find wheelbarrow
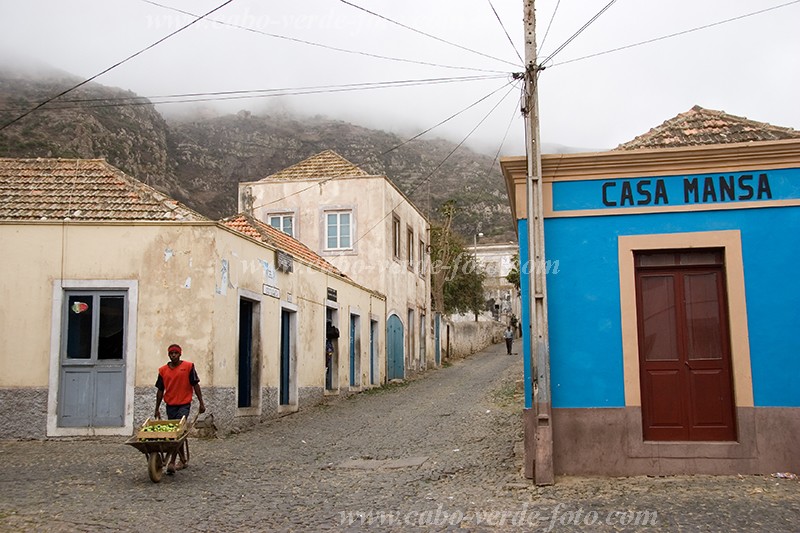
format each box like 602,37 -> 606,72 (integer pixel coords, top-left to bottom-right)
124,413 -> 197,483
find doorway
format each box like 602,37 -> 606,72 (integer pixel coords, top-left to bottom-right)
635,249 -> 736,441
238,298 -> 261,409
58,291 -> 127,428
280,309 -> 295,406
387,314 -> 404,380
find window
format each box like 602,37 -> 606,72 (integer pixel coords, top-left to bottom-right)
269,214 -> 294,237
407,228 -> 414,270
326,211 -> 352,250
418,239 -> 426,275
392,215 -> 401,259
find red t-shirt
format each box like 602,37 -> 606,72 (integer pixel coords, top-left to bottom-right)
156,360 -> 199,406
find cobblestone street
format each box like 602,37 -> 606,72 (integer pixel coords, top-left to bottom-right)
2,342 -> 799,532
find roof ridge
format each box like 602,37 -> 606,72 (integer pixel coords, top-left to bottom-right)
260,149 -> 368,181
616,105 -> 800,151
0,158 -> 208,221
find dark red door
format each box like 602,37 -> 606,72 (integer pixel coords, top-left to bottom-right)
635,250 -> 736,441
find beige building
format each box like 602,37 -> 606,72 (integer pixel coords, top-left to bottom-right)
0,158 -> 385,439
473,242 -> 521,323
239,150 -> 434,380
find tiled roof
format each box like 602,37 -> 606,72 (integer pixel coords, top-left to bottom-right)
617,105 -> 800,150
0,158 -> 206,221
222,213 -> 345,277
260,150 -> 368,181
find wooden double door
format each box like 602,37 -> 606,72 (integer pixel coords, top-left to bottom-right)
635,250 -> 736,441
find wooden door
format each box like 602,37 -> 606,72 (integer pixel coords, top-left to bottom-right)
387,315 -> 404,380
635,250 -> 736,441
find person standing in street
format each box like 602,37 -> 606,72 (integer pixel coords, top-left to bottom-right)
154,343 -> 206,474
503,325 -> 514,355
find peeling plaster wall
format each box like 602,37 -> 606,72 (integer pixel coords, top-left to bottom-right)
0,221 -> 386,439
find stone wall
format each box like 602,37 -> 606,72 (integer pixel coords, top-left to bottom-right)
440,319 -> 506,360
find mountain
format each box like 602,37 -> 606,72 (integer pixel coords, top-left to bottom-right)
0,67 -> 516,242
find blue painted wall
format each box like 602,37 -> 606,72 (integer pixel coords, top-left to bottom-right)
517,219 -> 533,409
545,205 -> 800,408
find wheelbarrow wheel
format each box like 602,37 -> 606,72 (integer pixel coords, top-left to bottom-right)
147,452 -> 164,483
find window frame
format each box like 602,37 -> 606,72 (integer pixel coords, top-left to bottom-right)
392,214 -> 401,260
322,207 -> 355,252
267,211 -> 295,237
418,239 -> 426,276
406,227 -> 415,271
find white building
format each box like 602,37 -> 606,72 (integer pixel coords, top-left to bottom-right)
239,150 -> 435,381
473,242 -> 521,324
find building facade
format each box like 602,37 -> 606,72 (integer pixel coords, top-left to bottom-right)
0,159 -> 384,439
503,109 -> 800,476
239,150 -> 434,381
473,242 -> 521,323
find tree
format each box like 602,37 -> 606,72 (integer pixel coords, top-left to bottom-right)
430,201 -> 486,320
506,252 -> 521,293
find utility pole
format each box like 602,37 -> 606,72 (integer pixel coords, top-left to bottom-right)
522,0 -> 553,486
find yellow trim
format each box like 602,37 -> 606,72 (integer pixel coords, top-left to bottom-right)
546,197 -> 800,218
618,230 -> 754,408
502,139 -> 800,221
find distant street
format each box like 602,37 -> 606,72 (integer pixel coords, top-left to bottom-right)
1,342 -> 799,532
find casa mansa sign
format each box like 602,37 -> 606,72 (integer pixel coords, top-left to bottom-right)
549,168 -> 800,213
601,173 -> 772,207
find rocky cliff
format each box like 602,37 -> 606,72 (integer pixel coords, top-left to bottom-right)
0,68 -> 515,241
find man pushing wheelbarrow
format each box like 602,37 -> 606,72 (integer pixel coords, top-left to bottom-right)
154,343 -> 206,474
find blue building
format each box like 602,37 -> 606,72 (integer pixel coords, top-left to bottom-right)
502,107 -> 800,476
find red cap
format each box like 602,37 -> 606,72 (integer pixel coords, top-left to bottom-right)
167,344 -> 182,355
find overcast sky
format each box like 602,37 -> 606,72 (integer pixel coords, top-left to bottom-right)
1,0 -> 799,156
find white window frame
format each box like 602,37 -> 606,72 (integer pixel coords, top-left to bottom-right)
48,279 -> 139,437
267,211 -> 295,237
322,207 -> 355,252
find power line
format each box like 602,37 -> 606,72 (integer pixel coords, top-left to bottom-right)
541,0 -> 617,66
551,0 -> 800,68
337,0 -> 521,69
486,0 -> 524,65
31,75 -> 507,111
141,0 -> 508,74
56,75 -> 501,103
349,82 -> 519,249
0,0 -> 236,132
249,78 -> 517,213
539,0 -> 561,53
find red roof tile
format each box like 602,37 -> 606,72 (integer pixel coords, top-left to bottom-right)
222,213 -> 345,277
0,158 -> 206,221
617,105 -> 800,150
259,150 -> 367,181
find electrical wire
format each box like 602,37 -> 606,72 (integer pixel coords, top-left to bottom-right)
486,0 -> 524,65
348,81 -> 520,250
0,0 -> 236,132
141,0 -> 508,74
539,0 -> 561,54
541,0 -> 617,66
338,0 -> 521,68
33,75 -> 506,111
551,0 -> 800,68
248,78 -> 517,213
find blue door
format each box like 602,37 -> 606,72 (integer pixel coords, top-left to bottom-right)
349,315 -> 356,387
369,320 -> 377,385
434,313 -> 441,365
59,292 -> 127,428
280,310 -> 290,405
238,299 -> 253,408
387,315 -> 404,380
